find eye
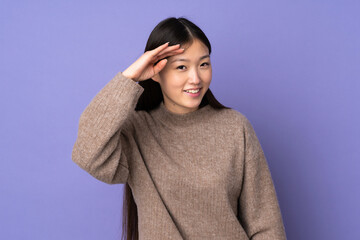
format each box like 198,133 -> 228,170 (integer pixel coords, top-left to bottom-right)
176,65 -> 186,70
201,62 -> 210,67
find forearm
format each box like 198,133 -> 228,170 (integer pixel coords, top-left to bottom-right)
71,72 -> 144,183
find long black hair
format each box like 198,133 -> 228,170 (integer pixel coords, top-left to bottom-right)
121,16 -> 230,240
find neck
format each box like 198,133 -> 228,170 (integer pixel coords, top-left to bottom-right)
150,101 -> 213,127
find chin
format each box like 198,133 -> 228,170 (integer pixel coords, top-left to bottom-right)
184,102 -> 201,110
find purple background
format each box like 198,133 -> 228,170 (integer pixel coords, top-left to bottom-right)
1,0 -> 359,239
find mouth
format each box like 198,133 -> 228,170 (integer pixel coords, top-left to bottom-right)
183,88 -> 202,97
183,88 -> 201,93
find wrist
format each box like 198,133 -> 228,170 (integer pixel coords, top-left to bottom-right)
122,70 -> 137,81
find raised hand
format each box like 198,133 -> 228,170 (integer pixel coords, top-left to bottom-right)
122,42 -> 185,82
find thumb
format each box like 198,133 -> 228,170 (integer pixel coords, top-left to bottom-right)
153,59 -> 167,75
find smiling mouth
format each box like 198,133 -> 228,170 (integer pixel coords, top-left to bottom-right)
184,88 -> 201,93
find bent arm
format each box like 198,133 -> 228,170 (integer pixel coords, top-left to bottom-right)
238,117 -> 287,239
71,72 -> 144,184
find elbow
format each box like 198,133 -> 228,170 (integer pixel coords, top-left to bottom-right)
71,142 -> 89,170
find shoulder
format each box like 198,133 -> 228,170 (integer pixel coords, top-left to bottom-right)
211,106 -> 252,130
215,108 -> 264,153
209,106 -> 260,144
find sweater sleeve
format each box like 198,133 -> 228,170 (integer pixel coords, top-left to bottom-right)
71,72 -> 144,184
238,117 -> 287,240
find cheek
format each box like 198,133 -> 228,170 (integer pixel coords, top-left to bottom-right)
162,74 -> 185,91
202,71 -> 212,84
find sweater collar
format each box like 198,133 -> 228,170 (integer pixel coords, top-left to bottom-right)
150,100 -> 212,126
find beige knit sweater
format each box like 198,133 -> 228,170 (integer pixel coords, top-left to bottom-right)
71,72 -> 287,240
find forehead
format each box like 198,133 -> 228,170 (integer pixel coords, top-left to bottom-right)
168,39 -> 209,63
181,39 -> 209,52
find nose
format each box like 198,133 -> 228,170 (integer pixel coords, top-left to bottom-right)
188,69 -> 201,85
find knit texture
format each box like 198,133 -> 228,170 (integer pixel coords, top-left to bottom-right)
72,72 -> 287,240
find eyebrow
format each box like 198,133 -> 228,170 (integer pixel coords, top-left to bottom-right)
170,54 -> 210,64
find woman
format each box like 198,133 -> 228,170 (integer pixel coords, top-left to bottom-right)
72,17 -> 287,240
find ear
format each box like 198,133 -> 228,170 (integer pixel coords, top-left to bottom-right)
152,73 -> 160,83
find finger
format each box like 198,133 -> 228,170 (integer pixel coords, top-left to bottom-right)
153,59 -> 167,75
155,48 -> 185,62
155,49 -> 184,62
156,44 -> 181,57
149,42 -> 170,56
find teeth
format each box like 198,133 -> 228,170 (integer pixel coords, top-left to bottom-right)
185,89 -> 200,93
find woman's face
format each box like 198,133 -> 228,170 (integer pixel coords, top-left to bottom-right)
152,38 -> 212,114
